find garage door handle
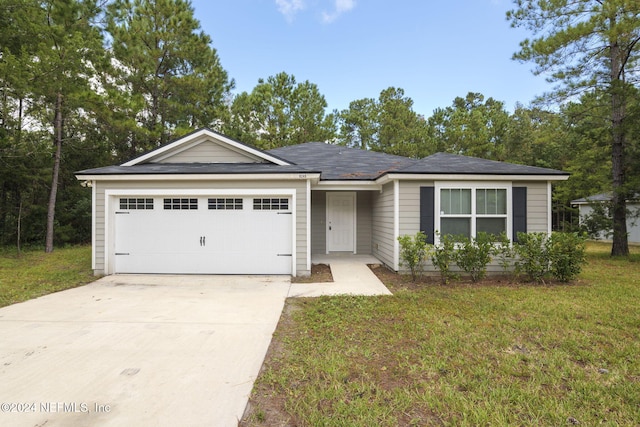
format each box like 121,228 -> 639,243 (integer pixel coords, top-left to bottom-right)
203,236 -> 206,246
277,254 -> 292,257
199,236 -> 203,246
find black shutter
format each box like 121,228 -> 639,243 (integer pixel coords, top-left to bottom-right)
420,187 -> 435,244
512,187 -> 527,243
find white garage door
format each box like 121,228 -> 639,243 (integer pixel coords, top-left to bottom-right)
113,196 -> 292,274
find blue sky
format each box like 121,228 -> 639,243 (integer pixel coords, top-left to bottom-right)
190,0 -> 551,117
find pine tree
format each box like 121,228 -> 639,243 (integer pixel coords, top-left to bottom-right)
106,0 -> 233,157
508,0 -> 640,256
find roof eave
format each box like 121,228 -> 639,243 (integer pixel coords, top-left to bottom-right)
377,172 -> 570,184
75,172 -> 321,182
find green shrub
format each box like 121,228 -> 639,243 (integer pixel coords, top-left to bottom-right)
514,232 -> 551,283
431,233 -> 459,285
549,232 -> 587,282
397,232 -> 431,281
455,232 -> 496,282
493,232 -> 515,275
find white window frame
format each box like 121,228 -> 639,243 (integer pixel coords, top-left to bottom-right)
435,182 -> 512,244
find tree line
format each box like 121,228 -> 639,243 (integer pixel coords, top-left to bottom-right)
1,0 -> 638,256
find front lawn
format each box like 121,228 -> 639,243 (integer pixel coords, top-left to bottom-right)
241,242 -> 640,426
0,245 -> 94,308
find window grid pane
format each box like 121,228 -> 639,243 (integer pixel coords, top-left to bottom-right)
441,189 -> 471,214
208,198 -> 243,210
164,198 -> 198,210
253,198 -> 289,211
476,189 -> 506,215
440,218 -> 471,240
120,198 -> 154,210
439,187 -> 508,241
477,218 -> 506,236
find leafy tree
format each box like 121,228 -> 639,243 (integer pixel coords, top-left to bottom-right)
376,87 -> 429,157
1,0 -> 47,251
554,92 -> 613,204
338,97 -> 378,150
227,72 -> 336,149
337,87 -> 428,157
427,92 -> 510,160
106,0 -> 233,157
504,105 -> 568,169
508,0 -> 640,256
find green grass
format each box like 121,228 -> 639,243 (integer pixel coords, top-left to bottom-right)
244,242 -> 640,426
0,245 -> 95,307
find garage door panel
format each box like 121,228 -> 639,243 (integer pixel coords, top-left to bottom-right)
113,196 -> 292,274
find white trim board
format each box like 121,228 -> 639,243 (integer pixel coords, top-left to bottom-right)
103,188 -> 298,276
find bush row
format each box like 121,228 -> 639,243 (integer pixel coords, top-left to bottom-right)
397,231 -> 587,284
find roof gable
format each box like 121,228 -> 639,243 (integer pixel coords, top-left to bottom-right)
122,129 -> 291,166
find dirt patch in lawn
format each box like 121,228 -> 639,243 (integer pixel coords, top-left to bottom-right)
290,263 -> 333,283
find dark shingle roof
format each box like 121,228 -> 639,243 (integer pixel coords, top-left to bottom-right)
77,140 -> 568,180
395,152 -> 568,176
267,142 -> 416,180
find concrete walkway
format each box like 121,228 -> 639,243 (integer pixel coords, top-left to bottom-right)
0,275 -> 290,427
288,254 -> 393,297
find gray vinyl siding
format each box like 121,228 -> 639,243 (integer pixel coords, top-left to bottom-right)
154,141 -> 265,164
92,179 -> 309,276
310,190 -> 373,255
398,181 -> 434,238
357,192 -> 373,254
397,181 -> 435,273
310,191 -> 326,254
393,180 -> 553,274
94,187 -> 105,270
397,181 -> 551,237
372,182 -> 395,268
513,181 -> 549,233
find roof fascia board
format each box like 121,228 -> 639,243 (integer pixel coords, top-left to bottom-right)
377,173 -> 570,185
75,173 -> 321,182
121,129 -> 291,166
312,181 -> 381,191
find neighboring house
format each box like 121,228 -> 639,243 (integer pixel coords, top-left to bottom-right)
572,193 -> 640,244
76,128 -> 569,277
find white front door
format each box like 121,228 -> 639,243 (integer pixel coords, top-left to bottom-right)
326,192 -> 356,253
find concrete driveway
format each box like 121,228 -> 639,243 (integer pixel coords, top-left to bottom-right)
0,274 -> 290,427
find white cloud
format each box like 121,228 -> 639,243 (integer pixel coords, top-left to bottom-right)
322,0 -> 356,23
276,0 -> 305,22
